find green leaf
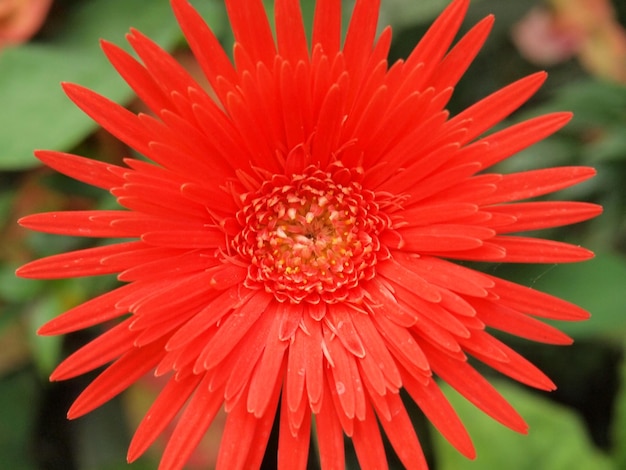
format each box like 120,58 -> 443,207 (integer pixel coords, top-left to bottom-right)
583,129 -> 626,163
554,80 -> 626,131
432,380 -> 614,470
380,0 -> 494,29
0,0 -> 226,170
612,344 -> 626,468
24,293 -> 65,377
0,369 -> 38,470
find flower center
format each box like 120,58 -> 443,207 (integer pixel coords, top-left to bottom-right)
234,166 -> 389,304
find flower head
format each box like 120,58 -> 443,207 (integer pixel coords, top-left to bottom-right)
17,0 -> 602,469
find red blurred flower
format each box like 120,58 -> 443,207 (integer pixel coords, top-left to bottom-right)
17,0 -> 602,469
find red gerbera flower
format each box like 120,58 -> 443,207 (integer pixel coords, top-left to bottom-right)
17,0 -> 602,469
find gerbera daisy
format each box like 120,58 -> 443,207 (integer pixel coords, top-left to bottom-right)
17,0 -> 602,469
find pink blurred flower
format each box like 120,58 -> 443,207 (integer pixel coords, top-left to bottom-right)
0,0 -> 52,47
513,0 -> 626,82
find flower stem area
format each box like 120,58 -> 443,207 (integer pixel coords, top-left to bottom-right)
2,0 -> 626,469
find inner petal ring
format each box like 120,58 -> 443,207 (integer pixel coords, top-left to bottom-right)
234,166 -> 389,304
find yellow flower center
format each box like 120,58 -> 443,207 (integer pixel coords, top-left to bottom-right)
234,166 -> 389,303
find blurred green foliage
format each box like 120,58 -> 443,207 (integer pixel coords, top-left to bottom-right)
1,0 -> 625,469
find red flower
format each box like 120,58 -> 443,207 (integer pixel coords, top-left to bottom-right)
17,0 -> 602,469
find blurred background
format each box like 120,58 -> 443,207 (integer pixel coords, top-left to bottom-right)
1,0 -> 625,468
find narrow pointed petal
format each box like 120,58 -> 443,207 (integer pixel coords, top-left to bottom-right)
448,72 -> 547,143
63,83 -> 154,157
403,372 -> 475,459
431,15 -> 494,91
312,0 -> 341,55
422,341 -> 528,433
489,275 -> 591,321
376,393 -> 429,470
33,150 -> 125,190
493,236 -> 595,263
128,373 -> 203,462
474,298 -> 573,345
224,0 -> 276,67
316,381 -> 346,468
343,0 -> 380,77
158,374 -> 223,470
278,397 -> 311,470
406,0 -> 470,79
275,0 -> 308,62
170,0 -> 238,96
68,338 -> 167,419
17,241 -> 143,279
352,400 -> 389,470
50,319 -> 137,381
489,201 -> 602,233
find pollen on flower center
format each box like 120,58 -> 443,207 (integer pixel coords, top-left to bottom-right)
234,166 -> 389,304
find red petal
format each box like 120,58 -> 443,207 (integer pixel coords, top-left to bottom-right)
301,313 -> 325,410
101,39 -> 171,115
405,0 -> 470,88
493,236 -> 595,263
241,374 -> 284,469
474,298 -> 573,344
223,309 -> 274,401
472,340 -> 556,391
67,337 -> 167,419
448,72 -> 547,143
126,28 -> 201,112
421,341 -> 528,433
216,378 -> 281,469
165,287 -> 241,349
37,284 -> 131,335
489,201 -> 602,233
326,303 -> 366,358
377,258 -> 441,302
170,0 -> 238,100
368,311 -> 430,374
465,112 -> 573,170
34,150 -> 125,190
402,372 -> 475,459
247,316 -> 289,417
224,0 -> 276,67
158,373 -> 223,470
489,275 -> 590,321
480,166 -> 597,205
141,228 -> 225,248
399,253 -> 494,297
278,397 -> 311,470
127,373 -> 203,462
50,319 -> 137,381
195,292 -> 273,371
431,14 -> 494,90
17,241 -> 142,279
343,0 -> 380,79
351,310 -> 403,390
376,393 -> 428,470
323,325 -> 358,421
19,210 -> 139,238
275,0 -> 308,63
398,224 -> 495,253
312,0 -> 341,56
62,83 -> 153,157
352,400 -> 389,470
316,380 -> 346,468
